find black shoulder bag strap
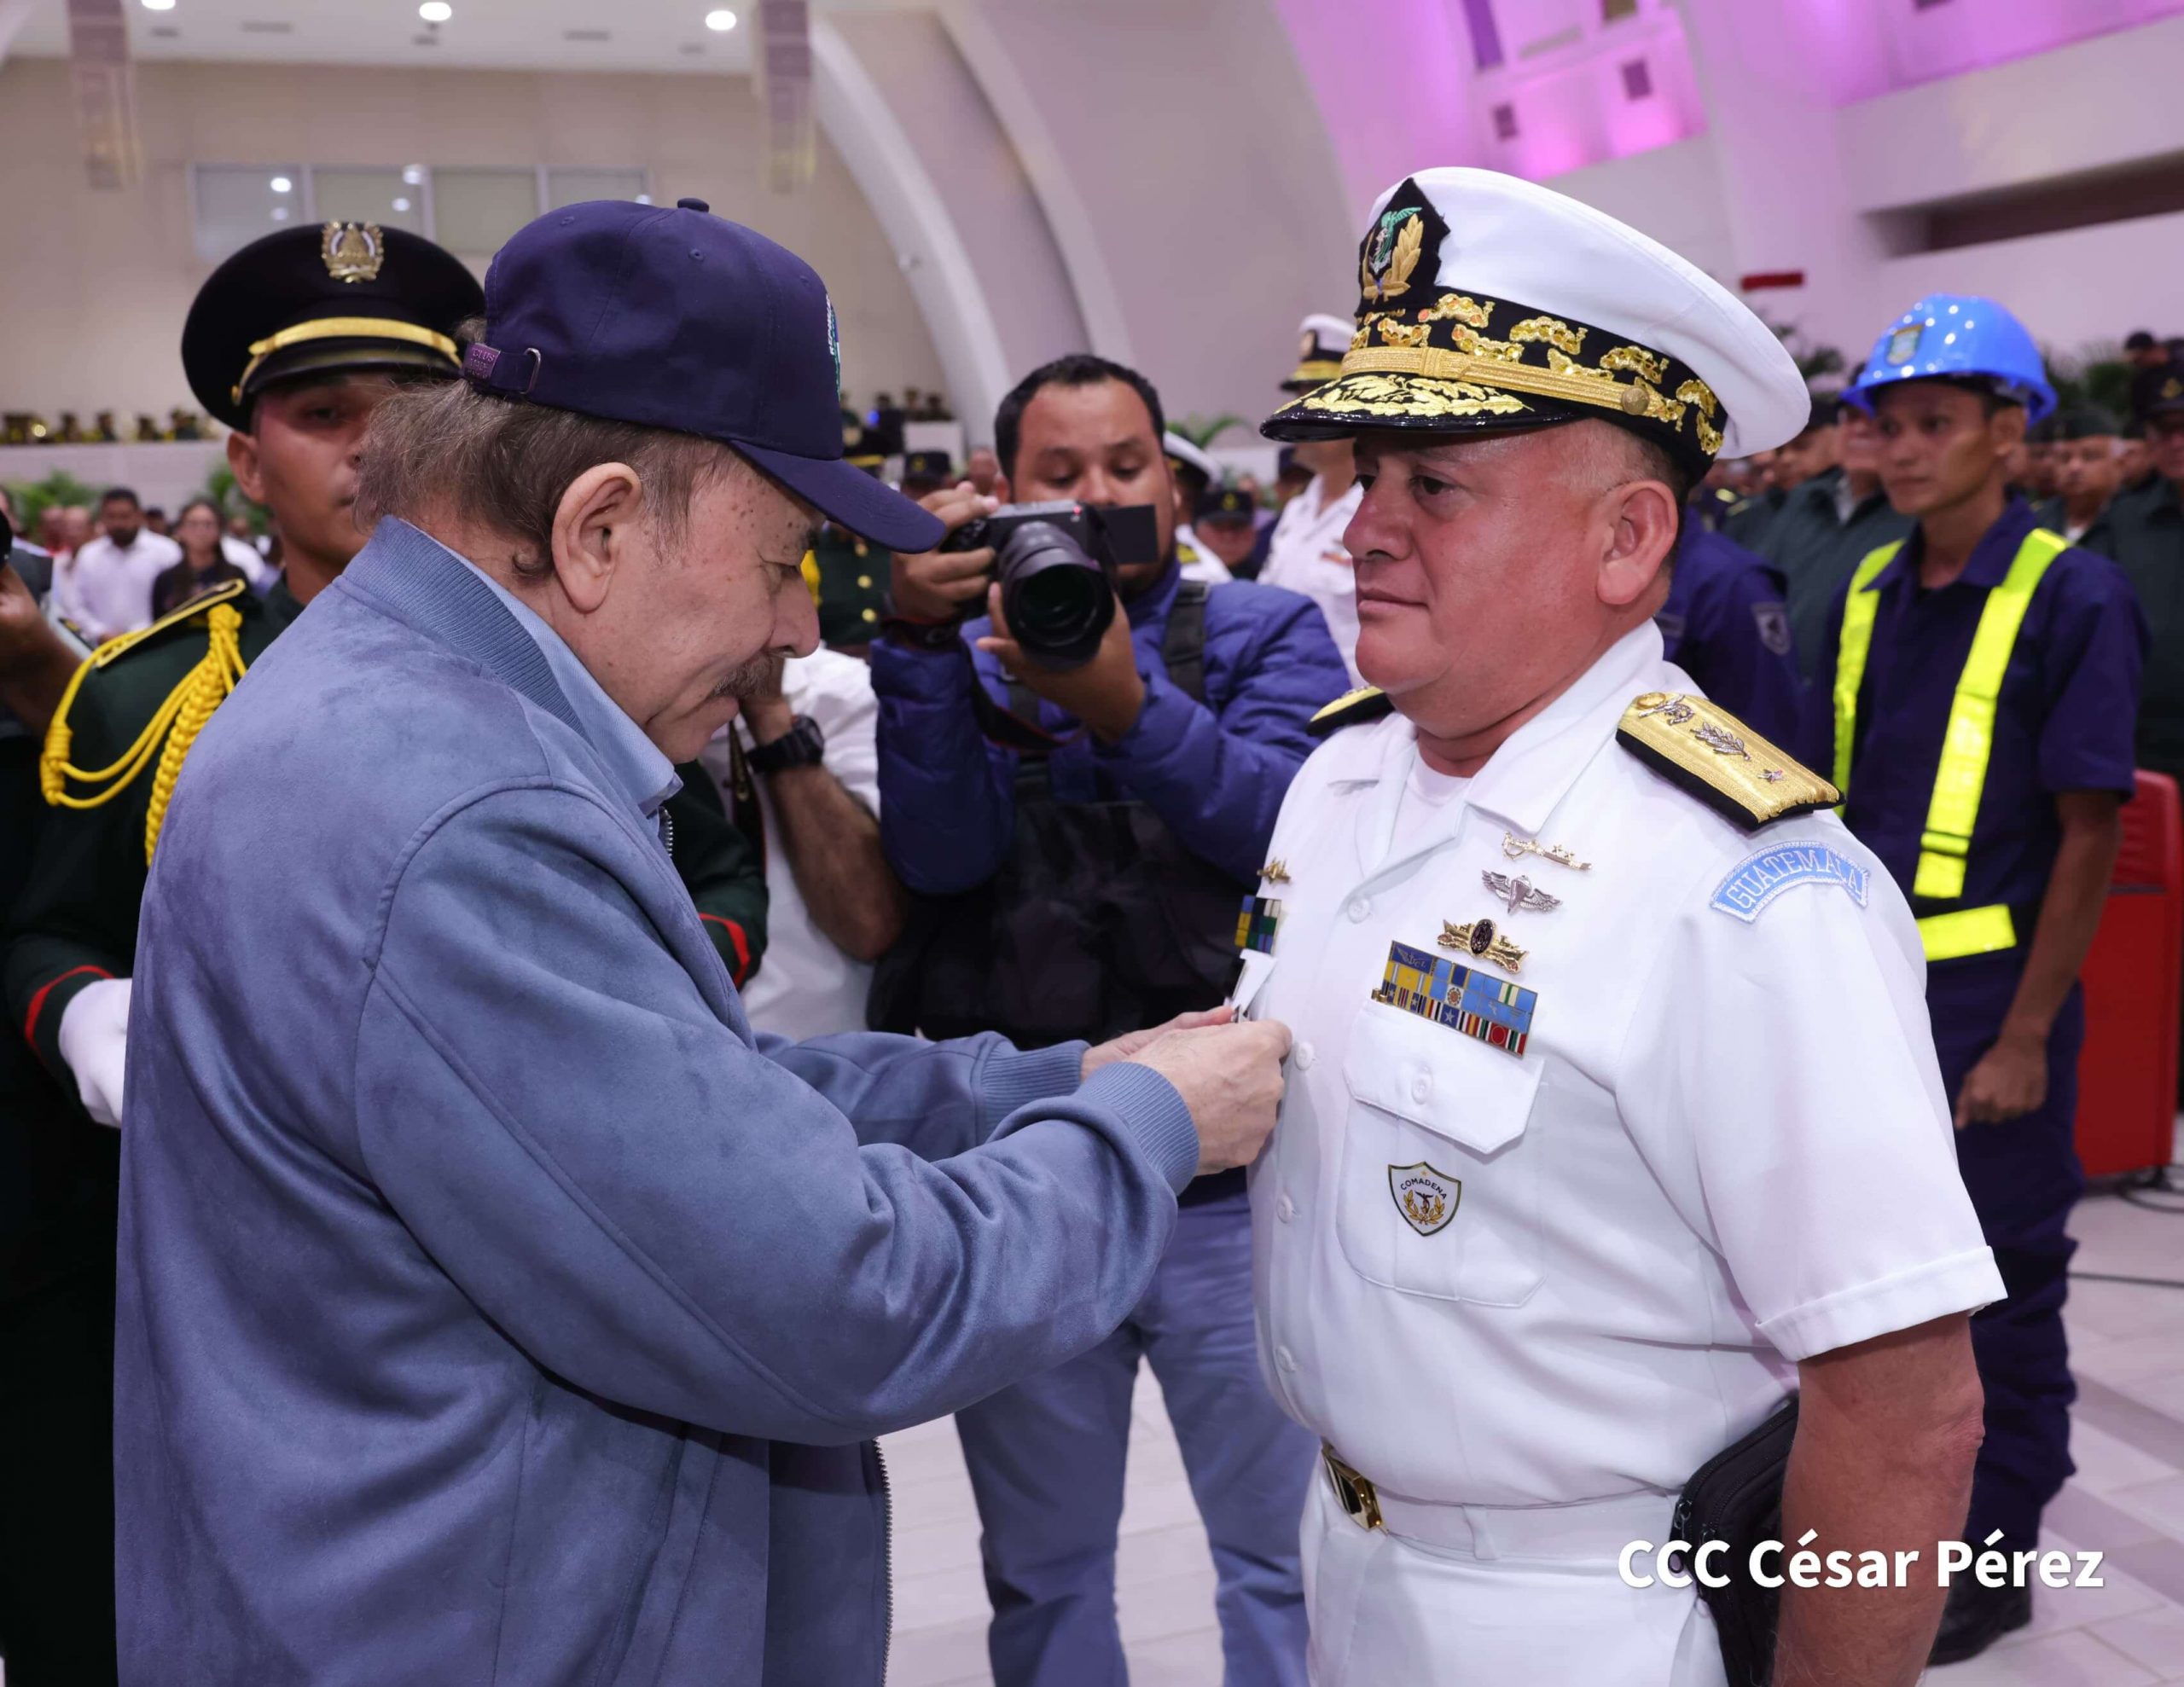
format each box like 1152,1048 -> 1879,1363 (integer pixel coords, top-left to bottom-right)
1160,578 -> 1210,704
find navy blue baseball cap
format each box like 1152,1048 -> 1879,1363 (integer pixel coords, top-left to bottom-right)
462,197 -> 944,553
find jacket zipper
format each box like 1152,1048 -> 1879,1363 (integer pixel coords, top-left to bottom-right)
874,1439 -> 894,1680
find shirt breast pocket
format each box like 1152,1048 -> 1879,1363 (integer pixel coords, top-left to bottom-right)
1336,999 -> 1545,1307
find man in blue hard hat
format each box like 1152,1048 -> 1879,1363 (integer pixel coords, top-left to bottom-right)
1808,293 -> 2148,1666
108,196 -> 1296,1685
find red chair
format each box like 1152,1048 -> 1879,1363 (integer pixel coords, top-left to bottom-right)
2076,770 -> 2182,1177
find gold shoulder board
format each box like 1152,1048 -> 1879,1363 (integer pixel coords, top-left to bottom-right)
1615,691 -> 1838,832
90,577 -> 250,670
1308,684 -> 1392,739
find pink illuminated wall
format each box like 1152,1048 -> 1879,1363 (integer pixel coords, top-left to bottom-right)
1853,0 -> 2184,98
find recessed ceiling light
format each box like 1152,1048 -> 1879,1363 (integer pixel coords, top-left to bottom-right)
269,175 -> 293,193
419,1 -> 452,21
140,0 -> 176,11
392,196 -> 412,212
402,165 -> 425,185
705,9 -> 737,31
635,194 -> 653,205
271,206 -> 290,222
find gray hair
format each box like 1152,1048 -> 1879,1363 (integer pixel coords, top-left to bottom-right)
357,329 -> 742,578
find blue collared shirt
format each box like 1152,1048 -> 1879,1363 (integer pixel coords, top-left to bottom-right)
408,520 -> 680,820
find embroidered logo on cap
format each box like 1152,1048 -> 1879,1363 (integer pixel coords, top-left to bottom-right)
1711,844 -> 1870,924
1885,323 -> 1922,366
1360,203 -> 1426,304
826,299 -> 841,397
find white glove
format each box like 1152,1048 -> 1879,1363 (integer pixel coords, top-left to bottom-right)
55,976 -> 132,1129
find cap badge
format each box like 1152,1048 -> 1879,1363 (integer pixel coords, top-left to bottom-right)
1360,205 -> 1424,304
825,298 -> 842,398
1885,323 -> 1921,366
322,221 -> 385,284
1299,329 -> 1316,358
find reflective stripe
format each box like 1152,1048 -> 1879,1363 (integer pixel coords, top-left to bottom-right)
1830,542 -> 1901,797
1909,529 -> 2067,898
1832,528 -> 2068,939
1917,905 -> 2018,962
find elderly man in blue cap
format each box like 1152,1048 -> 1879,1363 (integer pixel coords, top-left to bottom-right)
111,197 -> 1293,1685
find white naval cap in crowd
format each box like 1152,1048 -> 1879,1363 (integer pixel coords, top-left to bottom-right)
1265,166 -> 1810,468
1161,431 -> 1223,487
1286,313 -> 1357,392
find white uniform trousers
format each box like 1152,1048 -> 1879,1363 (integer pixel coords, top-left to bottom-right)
1300,1477 -> 1730,1687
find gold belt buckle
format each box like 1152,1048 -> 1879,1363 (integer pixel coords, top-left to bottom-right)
1322,1444 -> 1383,1531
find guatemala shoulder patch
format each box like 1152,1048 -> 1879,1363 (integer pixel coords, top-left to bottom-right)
1710,843 -> 1870,924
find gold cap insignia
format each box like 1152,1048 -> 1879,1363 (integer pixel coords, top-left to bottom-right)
322,221 -> 385,284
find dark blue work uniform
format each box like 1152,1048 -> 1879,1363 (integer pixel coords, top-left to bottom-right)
1658,523 -> 1803,745
1805,497 -> 2146,1554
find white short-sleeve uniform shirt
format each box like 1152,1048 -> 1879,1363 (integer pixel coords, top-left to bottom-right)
1259,474 -> 1363,686
1251,622 -> 2001,1510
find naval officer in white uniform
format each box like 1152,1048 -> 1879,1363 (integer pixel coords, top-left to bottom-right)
1260,315 -> 1366,683
1241,168 -> 2002,1687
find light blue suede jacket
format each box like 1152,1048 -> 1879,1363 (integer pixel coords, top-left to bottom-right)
114,518 -> 1197,1685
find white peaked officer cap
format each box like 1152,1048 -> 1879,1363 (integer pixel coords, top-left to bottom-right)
1286,314 -> 1358,392
1162,431 -> 1222,487
1265,167 -> 1809,471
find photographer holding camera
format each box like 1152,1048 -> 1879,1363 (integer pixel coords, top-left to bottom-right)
869,353 -> 1349,1687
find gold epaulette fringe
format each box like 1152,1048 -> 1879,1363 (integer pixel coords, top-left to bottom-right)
40,583 -> 252,864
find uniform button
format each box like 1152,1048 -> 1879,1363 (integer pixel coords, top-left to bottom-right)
1276,1345 -> 1298,1372
1410,1073 -> 1431,1103
1346,897 -> 1372,923
1293,1041 -> 1315,1070
1276,1195 -> 1296,1222
857,574 -> 872,588
861,608 -> 878,623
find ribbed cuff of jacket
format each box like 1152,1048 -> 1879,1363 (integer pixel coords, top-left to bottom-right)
977,1040 -> 1086,1135
1076,1061 -> 1201,1195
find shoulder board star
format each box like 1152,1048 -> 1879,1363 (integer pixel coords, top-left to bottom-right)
89,577 -> 251,670
1308,684 -> 1392,738
1616,690 -> 1838,832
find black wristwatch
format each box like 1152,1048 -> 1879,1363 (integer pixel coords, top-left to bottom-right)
747,712 -> 826,774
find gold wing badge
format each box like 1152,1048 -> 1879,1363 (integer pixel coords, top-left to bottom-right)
1616,692 -> 1838,832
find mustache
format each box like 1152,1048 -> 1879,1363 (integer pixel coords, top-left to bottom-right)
712,649 -> 787,701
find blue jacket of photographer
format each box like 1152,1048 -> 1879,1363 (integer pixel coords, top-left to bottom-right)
871,560 -> 1350,897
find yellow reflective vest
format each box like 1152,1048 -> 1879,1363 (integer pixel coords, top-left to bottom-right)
1832,527 -> 2070,963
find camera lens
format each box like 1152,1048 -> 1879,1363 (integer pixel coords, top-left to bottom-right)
994,520 -> 1115,670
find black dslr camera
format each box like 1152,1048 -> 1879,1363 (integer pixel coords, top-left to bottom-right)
939,501 -> 1162,670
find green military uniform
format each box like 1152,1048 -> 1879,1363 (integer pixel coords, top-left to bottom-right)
809,522 -> 892,650
6,578 -> 765,1081
2080,475 -> 2184,777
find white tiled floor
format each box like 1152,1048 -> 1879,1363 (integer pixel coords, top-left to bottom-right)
883,1162 -> 2184,1686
